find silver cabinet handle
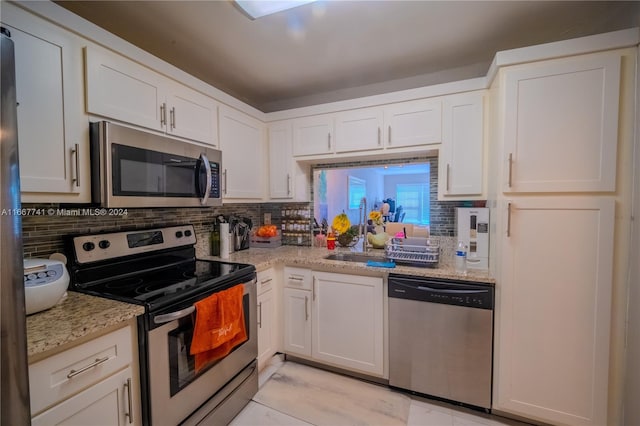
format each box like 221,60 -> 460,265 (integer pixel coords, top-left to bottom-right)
304,296 -> 309,320
288,275 -> 304,281
170,107 -> 176,129
258,302 -> 262,328
67,356 -> 109,378
507,202 -> 512,237
287,173 -> 292,196
377,127 -> 381,146
71,143 -> 80,187
446,163 -> 450,192
507,153 -> 513,188
124,377 -> 133,424
260,277 -> 273,285
223,169 -> 228,194
160,103 -> 167,126
153,306 -> 195,324
327,133 -> 331,150
388,125 -> 391,144
312,276 -> 316,301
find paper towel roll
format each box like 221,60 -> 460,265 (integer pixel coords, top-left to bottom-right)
219,223 -> 230,259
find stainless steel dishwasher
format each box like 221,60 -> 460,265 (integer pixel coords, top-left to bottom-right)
388,274 -> 494,410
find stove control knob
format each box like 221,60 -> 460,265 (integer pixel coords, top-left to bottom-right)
98,240 -> 110,249
175,231 -> 183,238
184,230 -> 192,237
82,242 -> 95,251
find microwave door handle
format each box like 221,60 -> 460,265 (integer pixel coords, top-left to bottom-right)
153,306 -> 196,324
199,153 -> 212,206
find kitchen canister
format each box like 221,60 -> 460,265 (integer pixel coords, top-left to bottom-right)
219,222 -> 230,259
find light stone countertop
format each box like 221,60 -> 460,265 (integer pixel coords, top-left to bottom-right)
200,245 -> 495,284
26,291 -> 145,360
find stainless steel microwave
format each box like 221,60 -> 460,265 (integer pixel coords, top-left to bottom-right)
90,121 -> 222,208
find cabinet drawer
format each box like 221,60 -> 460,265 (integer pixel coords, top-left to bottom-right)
283,266 -> 312,290
257,268 -> 275,295
29,325 -> 133,415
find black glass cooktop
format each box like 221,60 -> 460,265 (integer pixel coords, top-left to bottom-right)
72,254 -> 255,312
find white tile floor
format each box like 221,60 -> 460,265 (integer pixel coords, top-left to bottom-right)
230,356 -> 528,426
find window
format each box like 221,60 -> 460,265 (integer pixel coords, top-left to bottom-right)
396,183 -> 430,225
347,176 -> 366,209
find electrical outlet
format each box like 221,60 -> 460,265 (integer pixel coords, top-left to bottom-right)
264,213 -> 271,224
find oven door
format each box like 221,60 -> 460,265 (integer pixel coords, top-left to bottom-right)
146,279 -> 257,426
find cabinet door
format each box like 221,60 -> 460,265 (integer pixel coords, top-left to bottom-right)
494,197 -> 614,425
312,272 -> 384,376
268,121 -> 294,199
292,114 -> 334,156
282,287 -> 311,357
219,106 -> 265,199
334,107 -> 384,153
383,99 -> 441,148
85,46 -> 165,132
439,92 -> 484,199
3,9 -> 90,202
502,52 -> 620,193
257,287 -> 276,370
31,368 -> 137,426
167,85 -> 218,146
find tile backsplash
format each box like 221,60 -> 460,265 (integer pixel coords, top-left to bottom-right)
20,202 -> 308,260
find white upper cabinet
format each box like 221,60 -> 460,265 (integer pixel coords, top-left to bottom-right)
502,52 -> 621,193
3,5 -> 90,203
292,114 -> 334,157
219,106 -> 265,200
438,91 -> 485,199
166,84 -> 218,144
268,121 -> 294,199
85,46 -> 218,146
334,107 -> 384,153
383,99 -> 442,148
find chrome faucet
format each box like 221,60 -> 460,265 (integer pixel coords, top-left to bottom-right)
359,197 -> 370,252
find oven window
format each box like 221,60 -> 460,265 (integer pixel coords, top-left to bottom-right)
167,293 -> 250,396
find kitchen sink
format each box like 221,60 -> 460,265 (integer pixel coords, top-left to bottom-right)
324,253 -> 387,263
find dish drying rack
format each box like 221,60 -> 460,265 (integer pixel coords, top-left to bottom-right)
385,237 -> 440,266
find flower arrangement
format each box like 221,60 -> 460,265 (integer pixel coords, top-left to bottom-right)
369,210 -> 383,226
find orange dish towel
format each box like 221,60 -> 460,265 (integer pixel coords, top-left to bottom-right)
190,284 -> 247,372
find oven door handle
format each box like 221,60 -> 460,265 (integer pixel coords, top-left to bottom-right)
153,306 -> 196,324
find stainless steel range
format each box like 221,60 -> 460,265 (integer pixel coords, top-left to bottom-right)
66,225 -> 257,426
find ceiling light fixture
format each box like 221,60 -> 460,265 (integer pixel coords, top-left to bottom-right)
234,0 -> 317,19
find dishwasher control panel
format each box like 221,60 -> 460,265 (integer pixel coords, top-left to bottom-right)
388,275 -> 494,310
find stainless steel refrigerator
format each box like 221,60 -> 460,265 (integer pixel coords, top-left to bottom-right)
1,26 -> 31,424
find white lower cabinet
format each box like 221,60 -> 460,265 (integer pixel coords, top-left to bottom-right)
282,268 -> 384,377
257,268 -> 278,370
493,197 -> 615,425
312,272 -> 384,376
29,324 -> 140,425
31,367 -> 135,426
283,287 -> 312,357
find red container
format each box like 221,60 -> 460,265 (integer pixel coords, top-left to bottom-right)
326,235 -> 336,250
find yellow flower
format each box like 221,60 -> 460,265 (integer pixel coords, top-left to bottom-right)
369,211 -> 383,225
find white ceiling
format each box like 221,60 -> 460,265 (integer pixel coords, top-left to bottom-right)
53,0 -> 640,112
